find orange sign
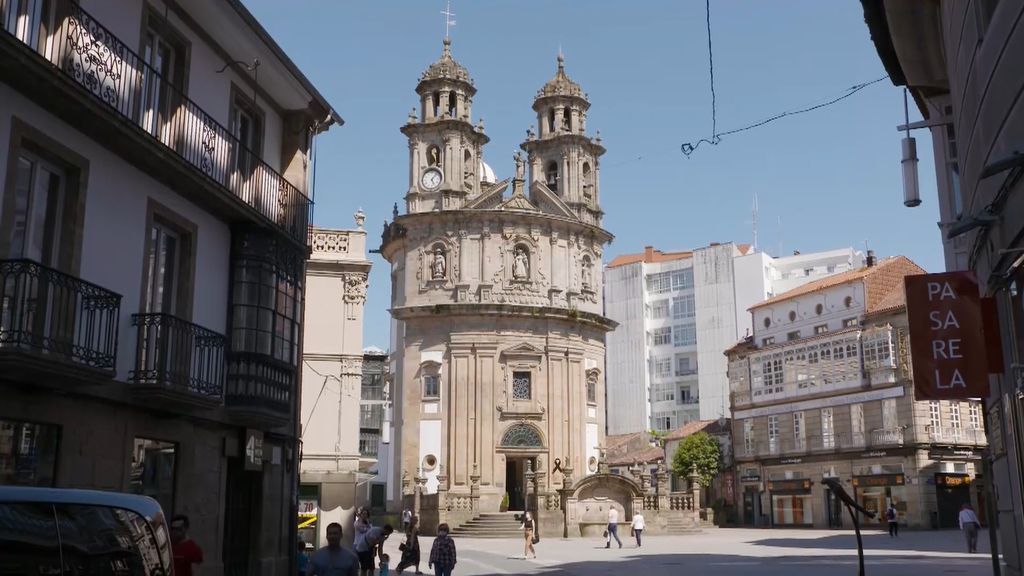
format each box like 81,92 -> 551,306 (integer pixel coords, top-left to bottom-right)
906,272 -> 990,400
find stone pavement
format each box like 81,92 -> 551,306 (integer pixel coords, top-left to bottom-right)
382,528 -> 993,575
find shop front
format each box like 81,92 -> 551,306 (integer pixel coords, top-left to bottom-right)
298,484 -> 321,549
738,469 -> 764,527
768,478 -> 814,527
852,473 -> 907,528
935,473 -> 973,529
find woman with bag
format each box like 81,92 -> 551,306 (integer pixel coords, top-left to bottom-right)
396,515 -> 422,574
520,511 -> 537,559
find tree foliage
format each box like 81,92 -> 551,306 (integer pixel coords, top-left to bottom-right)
671,432 -> 722,487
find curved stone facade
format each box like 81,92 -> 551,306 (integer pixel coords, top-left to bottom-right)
382,41 -> 614,517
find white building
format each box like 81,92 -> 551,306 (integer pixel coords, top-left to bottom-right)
605,244 -> 866,434
298,220 -> 371,548
0,0 -> 341,572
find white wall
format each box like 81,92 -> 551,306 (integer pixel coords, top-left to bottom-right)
693,244 -> 739,420
753,282 -> 867,344
419,419 -> 442,493
604,261 -> 648,434
0,85 -> 231,381
732,251 -> 773,339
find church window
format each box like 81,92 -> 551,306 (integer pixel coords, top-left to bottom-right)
501,424 -> 543,448
587,376 -> 597,404
545,161 -> 559,189
562,108 -> 571,131
432,92 -> 441,119
582,162 -> 592,200
548,109 -> 556,133
427,145 -> 441,167
448,93 -> 457,118
423,374 -> 439,398
512,371 -> 532,400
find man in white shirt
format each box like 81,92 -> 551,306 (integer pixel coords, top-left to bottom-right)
958,503 -> 981,553
605,507 -> 622,549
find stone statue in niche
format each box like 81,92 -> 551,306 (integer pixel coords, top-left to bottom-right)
582,258 -> 592,288
431,247 -> 446,280
513,247 -> 529,280
514,151 -> 526,181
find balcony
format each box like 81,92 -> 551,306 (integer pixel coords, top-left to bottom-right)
927,426 -> 987,447
0,259 -> 120,378
0,1 -> 311,245
869,427 -> 905,447
225,353 -> 294,428
129,313 -> 225,408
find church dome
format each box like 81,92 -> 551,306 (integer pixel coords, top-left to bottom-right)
537,54 -> 584,99
420,38 -> 473,85
479,159 -> 496,184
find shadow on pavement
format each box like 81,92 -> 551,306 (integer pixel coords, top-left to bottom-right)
748,529 -> 989,555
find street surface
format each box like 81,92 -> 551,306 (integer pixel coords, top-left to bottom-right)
382,528 -> 992,575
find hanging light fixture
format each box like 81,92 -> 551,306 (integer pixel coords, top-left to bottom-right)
901,89 -> 921,207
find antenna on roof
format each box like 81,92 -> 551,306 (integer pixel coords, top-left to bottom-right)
441,0 -> 456,39
751,192 -> 759,252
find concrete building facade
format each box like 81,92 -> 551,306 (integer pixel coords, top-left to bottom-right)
728,256 -> 986,530
605,244 -> 865,434
0,1 -> 341,573
297,221 -> 371,549
861,2 -> 1024,572
381,40 -> 614,519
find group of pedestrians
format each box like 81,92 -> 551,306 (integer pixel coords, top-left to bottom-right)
603,507 -> 645,549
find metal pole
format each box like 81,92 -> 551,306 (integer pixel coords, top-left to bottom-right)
848,503 -> 866,576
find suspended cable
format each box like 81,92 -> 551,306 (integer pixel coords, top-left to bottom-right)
680,76 -> 889,157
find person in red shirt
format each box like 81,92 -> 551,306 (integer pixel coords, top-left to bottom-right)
170,514 -> 204,576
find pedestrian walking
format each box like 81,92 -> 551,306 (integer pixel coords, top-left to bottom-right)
355,524 -> 395,576
354,509 -> 372,553
402,509 -> 413,533
604,507 -> 622,549
959,503 -> 981,553
631,512 -> 645,548
310,523 -> 359,576
885,504 -> 898,537
170,514 -> 204,576
396,515 -> 423,574
428,523 -> 457,576
520,511 -> 537,559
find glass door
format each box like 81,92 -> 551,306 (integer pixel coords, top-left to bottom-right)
140,29 -> 176,143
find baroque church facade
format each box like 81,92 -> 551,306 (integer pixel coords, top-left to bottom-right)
381,38 -> 614,514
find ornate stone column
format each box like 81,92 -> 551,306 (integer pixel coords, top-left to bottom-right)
470,463 -> 481,512
688,472 -> 702,524
437,465 -> 450,527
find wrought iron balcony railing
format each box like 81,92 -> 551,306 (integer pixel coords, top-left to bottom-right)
927,426 -> 987,446
130,313 -> 225,402
0,259 -> 121,372
869,427 -> 905,447
226,352 -> 293,426
1,1 -> 311,245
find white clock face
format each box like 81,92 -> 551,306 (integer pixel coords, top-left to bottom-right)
421,168 -> 442,190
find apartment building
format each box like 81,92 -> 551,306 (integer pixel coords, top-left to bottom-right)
0,1 -> 340,573
861,1 -> 1023,572
728,256 -> 986,530
359,347 -> 391,511
605,243 -> 864,434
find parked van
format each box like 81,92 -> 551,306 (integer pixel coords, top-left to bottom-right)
0,487 -> 173,575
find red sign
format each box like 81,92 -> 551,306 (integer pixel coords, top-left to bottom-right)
906,272 -> 990,400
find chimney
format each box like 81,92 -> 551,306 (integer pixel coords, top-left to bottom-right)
644,246 -> 655,261
866,250 -> 876,267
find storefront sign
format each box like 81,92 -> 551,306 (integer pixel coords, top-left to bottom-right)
768,479 -> 812,494
906,272 -> 989,400
935,473 -> 972,487
852,473 -> 905,488
724,470 -> 735,505
739,474 -> 761,483
779,458 -> 803,465
244,429 -> 264,471
859,451 -> 888,459
928,448 -> 982,461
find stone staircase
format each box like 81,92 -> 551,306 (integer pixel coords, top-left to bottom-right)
664,515 -> 703,534
450,512 -> 524,538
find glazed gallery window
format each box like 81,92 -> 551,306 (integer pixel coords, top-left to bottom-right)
512,371 -> 532,400
672,294 -> 695,319
743,419 -> 754,455
652,299 -> 669,319
673,324 -> 696,347
0,418 -> 59,486
654,357 -> 672,378
129,438 -> 176,516
793,412 -> 805,447
423,374 -> 439,398
969,403 -> 982,429
950,403 -> 962,439
767,416 -> 779,453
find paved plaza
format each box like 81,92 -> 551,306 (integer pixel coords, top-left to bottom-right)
383,528 -> 993,575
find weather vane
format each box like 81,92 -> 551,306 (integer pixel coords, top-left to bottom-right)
441,0 -> 456,39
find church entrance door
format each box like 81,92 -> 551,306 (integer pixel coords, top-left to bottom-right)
505,457 -> 535,511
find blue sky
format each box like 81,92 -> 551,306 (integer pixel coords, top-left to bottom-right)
243,0 -> 942,350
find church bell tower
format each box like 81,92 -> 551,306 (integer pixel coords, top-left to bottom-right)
401,38 -> 490,214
